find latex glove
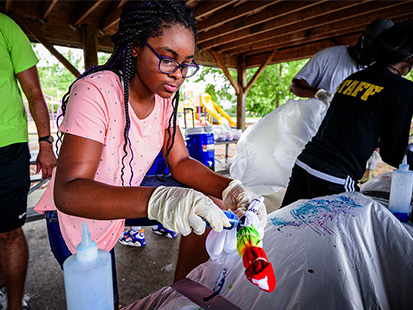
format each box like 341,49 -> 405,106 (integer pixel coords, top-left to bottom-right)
315,89 -> 333,107
222,180 -> 267,229
148,186 -> 230,236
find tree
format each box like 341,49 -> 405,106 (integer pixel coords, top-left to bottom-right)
195,59 -> 308,117
33,44 -> 111,100
33,44 -> 84,100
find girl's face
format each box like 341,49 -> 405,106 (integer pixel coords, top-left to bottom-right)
133,24 -> 196,98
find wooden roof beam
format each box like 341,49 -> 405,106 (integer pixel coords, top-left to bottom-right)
4,0 -> 12,13
211,51 -> 239,94
196,0 -> 275,34
100,4 -> 123,33
247,40 -> 337,66
219,0 -> 386,54
71,0 -> 104,27
197,0 -> 326,46
224,2 -> 411,56
40,0 -> 58,22
202,0 -> 370,53
194,0 -> 237,22
194,49 -> 237,68
242,10 -> 411,67
11,14 -> 81,78
245,50 -> 276,93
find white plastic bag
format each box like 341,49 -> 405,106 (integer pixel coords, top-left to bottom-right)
230,98 -> 327,194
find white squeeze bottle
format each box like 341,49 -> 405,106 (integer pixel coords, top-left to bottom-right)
63,222 -> 113,309
388,155 -> 413,222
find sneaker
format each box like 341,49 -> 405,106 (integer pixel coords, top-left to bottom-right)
0,286 -> 6,310
118,227 -> 146,247
22,299 -> 30,310
0,286 -> 30,310
152,224 -> 177,238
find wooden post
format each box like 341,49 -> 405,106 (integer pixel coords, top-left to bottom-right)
212,50 -> 275,130
236,57 -> 247,131
81,24 -> 98,70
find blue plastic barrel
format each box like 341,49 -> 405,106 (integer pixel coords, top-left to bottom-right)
186,132 -> 215,170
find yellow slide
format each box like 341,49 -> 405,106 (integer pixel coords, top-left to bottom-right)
199,93 -> 237,127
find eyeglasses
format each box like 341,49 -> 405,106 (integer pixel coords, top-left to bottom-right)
145,42 -> 199,78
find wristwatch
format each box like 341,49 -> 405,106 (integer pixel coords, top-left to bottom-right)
38,135 -> 54,144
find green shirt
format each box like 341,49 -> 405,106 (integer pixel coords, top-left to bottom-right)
0,13 -> 38,148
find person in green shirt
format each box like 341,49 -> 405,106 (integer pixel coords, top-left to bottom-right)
0,13 -> 56,310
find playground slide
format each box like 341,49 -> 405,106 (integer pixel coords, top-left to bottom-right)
199,93 -> 236,127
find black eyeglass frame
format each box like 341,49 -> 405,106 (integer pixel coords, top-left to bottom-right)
144,41 -> 199,78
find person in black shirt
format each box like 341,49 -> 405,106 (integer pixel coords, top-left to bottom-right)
281,20 -> 413,207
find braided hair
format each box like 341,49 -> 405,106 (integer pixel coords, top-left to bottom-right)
57,0 -> 197,186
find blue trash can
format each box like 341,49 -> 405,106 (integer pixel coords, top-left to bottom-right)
185,132 -> 215,170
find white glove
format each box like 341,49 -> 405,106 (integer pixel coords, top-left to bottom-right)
148,186 -> 230,236
315,89 -> 333,107
222,180 -> 267,228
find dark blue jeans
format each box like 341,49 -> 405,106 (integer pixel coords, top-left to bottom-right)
44,174 -> 184,303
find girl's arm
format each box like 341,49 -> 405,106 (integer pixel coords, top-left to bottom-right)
54,133 -> 155,220
163,128 -> 232,199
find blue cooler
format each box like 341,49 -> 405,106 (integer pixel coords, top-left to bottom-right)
186,132 -> 215,170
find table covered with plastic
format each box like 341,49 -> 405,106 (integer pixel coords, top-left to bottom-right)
123,192 -> 413,310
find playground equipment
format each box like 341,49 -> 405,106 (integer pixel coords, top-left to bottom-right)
194,93 -> 236,127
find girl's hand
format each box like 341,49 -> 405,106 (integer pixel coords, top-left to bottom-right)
222,180 -> 267,228
147,186 -> 231,236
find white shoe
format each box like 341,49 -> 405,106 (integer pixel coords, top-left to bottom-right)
0,286 -> 30,310
0,287 -> 7,310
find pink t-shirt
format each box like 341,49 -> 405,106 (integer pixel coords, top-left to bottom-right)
35,71 -> 174,253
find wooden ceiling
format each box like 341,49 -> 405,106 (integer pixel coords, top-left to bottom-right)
2,0 -> 413,70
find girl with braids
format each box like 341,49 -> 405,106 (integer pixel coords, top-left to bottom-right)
35,0 -> 267,301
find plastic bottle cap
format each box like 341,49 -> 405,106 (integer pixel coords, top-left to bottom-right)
399,155 -> 409,172
76,222 -> 98,262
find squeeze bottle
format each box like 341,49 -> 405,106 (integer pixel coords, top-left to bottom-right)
204,210 -> 241,230
63,222 -> 113,310
388,155 -> 413,222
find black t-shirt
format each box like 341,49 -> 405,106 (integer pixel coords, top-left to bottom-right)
299,64 -> 413,181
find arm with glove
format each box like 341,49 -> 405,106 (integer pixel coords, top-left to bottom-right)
222,180 -> 267,229
158,128 -> 269,280
290,78 -> 333,107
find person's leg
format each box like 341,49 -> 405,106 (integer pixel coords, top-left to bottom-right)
0,227 -> 28,309
45,211 -> 72,267
174,231 -> 210,282
45,211 -> 119,307
0,143 -> 31,309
